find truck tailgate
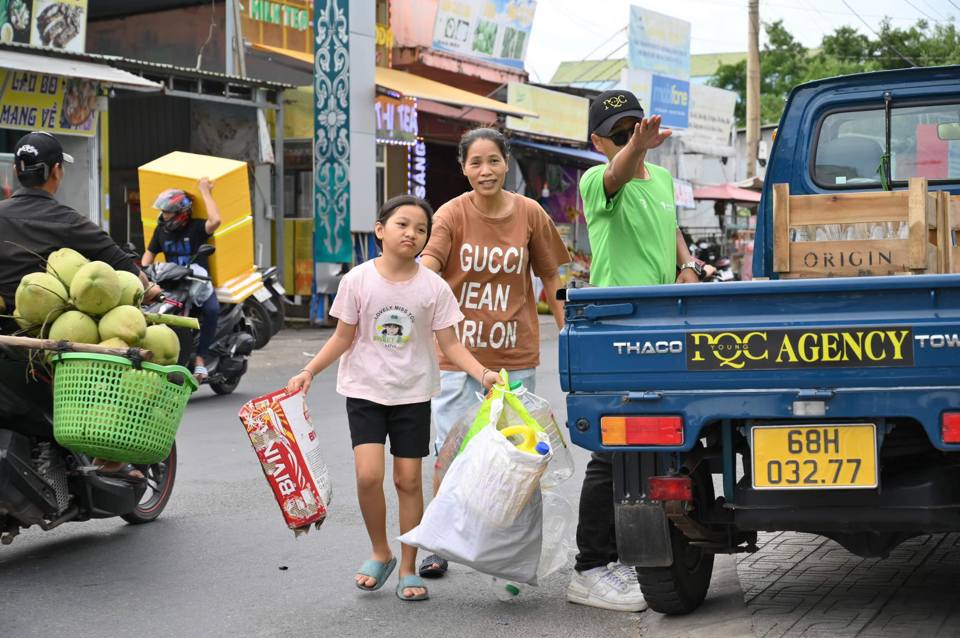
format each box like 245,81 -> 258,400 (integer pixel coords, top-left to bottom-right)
561,275 -> 960,452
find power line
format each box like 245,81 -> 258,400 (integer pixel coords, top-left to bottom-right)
565,40 -> 629,86
949,0 -> 960,12
902,0 -> 940,22
838,0 -> 919,66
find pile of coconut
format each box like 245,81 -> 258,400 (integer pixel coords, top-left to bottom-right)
13,248 -> 181,365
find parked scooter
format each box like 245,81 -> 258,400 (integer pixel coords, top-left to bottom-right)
144,245 -> 255,395
0,367 -> 176,545
258,265 -> 286,335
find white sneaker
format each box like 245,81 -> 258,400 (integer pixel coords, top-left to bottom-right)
608,561 -> 640,586
566,566 -> 647,612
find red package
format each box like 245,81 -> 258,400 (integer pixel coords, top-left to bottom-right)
239,388 -> 332,535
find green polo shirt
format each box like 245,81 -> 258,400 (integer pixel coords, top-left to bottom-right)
579,162 -> 678,287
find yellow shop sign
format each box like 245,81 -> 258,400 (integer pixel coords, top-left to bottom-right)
686,327 -> 914,370
0,70 -> 98,137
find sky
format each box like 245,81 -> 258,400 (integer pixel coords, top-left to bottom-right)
524,0 -> 959,83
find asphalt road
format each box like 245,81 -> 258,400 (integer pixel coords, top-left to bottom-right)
2,322 -> 695,638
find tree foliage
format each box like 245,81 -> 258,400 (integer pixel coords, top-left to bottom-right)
709,19 -> 960,126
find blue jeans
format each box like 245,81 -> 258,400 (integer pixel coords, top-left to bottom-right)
431,367 -> 537,454
195,294 -> 220,359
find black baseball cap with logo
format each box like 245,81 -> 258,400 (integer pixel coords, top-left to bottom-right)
14,131 -> 73,185
588,90 -> 646,137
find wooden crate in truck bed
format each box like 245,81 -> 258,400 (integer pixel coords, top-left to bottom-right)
772,177 -> 958,278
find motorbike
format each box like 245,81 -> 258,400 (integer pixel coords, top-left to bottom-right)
258,265 -> 286,335
0,355 -> 176,546
143,245 -> 255,395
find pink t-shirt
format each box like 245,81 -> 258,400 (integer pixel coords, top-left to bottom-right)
329,260 -> 464,406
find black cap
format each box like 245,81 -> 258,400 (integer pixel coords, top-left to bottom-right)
588,90 -> 646,137
14,131 -> 74,176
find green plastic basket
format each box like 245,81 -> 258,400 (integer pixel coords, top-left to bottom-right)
52,353 -> 199,464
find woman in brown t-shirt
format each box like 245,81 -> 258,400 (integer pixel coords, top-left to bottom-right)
418,127 -> 571,578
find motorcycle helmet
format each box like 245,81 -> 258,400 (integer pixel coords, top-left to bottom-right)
153,188 -> 193,232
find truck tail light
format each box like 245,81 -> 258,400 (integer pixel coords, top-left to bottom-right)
600,416 -> 683,446
648,476 -> 693,501
942,413 -> 960,443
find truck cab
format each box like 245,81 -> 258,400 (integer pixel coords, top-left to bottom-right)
561,66 -> 960,615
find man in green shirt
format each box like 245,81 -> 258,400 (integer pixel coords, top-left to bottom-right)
567,90 -> 708,612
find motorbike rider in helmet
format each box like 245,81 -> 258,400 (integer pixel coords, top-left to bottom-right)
141,178 -> 221,382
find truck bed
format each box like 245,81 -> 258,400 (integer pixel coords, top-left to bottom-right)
561,274 -> 960,453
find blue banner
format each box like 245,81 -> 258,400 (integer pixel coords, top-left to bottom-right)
313,0 -> 352,263
650,75 -> 689,130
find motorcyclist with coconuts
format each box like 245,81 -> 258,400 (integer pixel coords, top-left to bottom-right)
141,179 -> 221,383
0,131 -> 158,479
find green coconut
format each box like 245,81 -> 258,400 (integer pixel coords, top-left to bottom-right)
12,308 -> 39,336
99,305 -> 147,346
48,310 -> 100,344
46,248 -> 89,287
70,261 -> 121,316
15,272 -> 68,325
142,324 -> 180,365
99,337 -> 130,349
116,271 -> 145,307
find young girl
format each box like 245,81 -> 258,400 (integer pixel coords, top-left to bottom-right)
286,195 -> 499,602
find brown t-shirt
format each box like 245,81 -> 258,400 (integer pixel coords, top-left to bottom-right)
422,191 -> 571,371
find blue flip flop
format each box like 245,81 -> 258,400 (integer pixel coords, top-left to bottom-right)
396,574 -> 429,601
355,556 -> 397,592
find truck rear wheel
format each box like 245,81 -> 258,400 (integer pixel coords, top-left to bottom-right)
636,522 -> 714,615
636,465 -> 715,615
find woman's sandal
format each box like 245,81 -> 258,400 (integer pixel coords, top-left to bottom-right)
418,553 -> 448,578
355,556 -> 397,592
396,575 -> 429,601
193,365 -> 209,383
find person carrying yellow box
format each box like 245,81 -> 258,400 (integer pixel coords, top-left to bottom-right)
141,177 -> 222,382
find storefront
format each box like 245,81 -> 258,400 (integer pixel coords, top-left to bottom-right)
0,45 -> 161,224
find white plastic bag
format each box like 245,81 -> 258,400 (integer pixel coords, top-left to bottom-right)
399,425 -> 548,585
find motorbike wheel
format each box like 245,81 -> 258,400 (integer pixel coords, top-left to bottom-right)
243,298 -> 273,350
122,443 -> 177,525
210,376 -> 241,395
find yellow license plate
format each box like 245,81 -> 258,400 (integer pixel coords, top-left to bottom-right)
751,424 -> 878,489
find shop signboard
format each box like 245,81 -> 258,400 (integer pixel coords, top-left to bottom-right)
685,83 -> 737,156
674,178 -> 695,209
241,0 -> 312,59
505,83 -> 587,142
628,5 -> 690,80
0,70 -> 97,137
650,74 -> 689,130
375,95 -> 418,146
431,0 -> 537,70
0,0 -> 88,53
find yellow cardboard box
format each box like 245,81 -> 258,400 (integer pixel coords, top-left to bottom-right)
139,152 -> 254,288
137,152 -> 251,228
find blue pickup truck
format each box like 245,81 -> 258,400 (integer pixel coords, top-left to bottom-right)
560,66 -> 960,615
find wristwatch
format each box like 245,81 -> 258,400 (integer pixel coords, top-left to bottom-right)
679,260 -> 705,280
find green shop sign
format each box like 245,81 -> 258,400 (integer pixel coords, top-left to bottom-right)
248,0 -> 309,31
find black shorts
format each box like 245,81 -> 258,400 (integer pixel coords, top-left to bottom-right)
345,398 -> 431,458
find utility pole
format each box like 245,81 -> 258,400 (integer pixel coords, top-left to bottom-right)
746,0 -> 760,178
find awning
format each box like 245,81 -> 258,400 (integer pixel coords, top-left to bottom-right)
0,49 -> 160,90
510,138 -> 606,165
693,183 -> 761,203
375,67 -> 537,119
